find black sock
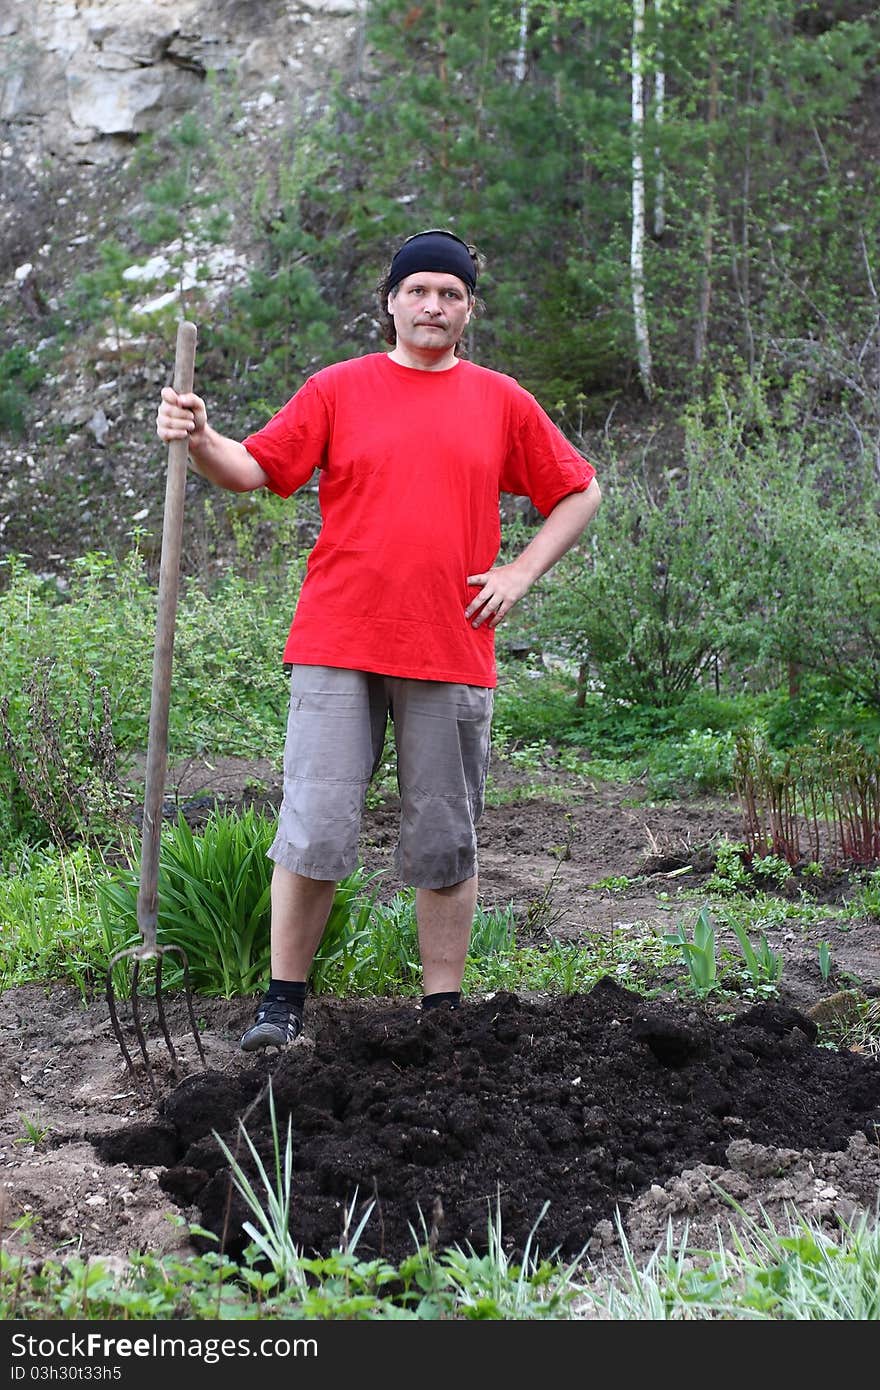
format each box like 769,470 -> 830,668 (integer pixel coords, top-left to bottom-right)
266,979 -> 307,1017
421,991 -> 460,1011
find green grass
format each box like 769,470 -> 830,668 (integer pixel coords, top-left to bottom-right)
578,1205 -> 880,1320
0,841 -> 110,1000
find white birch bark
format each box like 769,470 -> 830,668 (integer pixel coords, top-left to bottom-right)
631,0 -> 654,399
514,2 -> 528,84
653,0 -> 666,238
695,49 -> 719,367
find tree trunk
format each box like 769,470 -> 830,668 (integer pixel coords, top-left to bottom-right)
694,45 -> 719,368
653,0 -> 666,239
515,1 -> 528,84
631,0 -> 654,399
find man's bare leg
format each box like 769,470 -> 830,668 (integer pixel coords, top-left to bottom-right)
416,875 -> 478,995
240,865 -> 337,1050
270,864 -> 338,979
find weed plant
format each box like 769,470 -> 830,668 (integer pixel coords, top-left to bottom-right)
707,891 -> 843,938
849,868 -> 880,921
580,1206 -> 880,1320
464,926 -> 680,998
815,997 -> 880,1058
0,842 -> 108,998
0,343 -> 46,437
212,1082 -> 307,1287
4,1192 -> 877,1321
0,806 -> 853,1010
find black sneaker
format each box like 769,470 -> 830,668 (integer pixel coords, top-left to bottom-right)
239,998 -> 302,1052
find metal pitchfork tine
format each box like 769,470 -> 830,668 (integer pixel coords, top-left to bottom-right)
106,319 -> 207,1100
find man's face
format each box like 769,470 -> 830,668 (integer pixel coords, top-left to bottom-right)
388,271 -> 473,353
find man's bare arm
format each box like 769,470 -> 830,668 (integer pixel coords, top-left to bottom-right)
156,387 -> 268,493
466,478 -> 601,629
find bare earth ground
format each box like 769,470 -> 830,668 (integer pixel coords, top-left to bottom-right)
1,758 -> 879,1279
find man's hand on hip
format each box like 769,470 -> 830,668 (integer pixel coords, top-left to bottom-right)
465,563 -> 531,629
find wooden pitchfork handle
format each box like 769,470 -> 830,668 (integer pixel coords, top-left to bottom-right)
136,319 -> 197,954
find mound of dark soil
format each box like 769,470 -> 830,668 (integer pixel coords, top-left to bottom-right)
93,980 -> 880,1266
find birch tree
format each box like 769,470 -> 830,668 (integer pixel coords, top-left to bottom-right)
694,29 -> 719,368
514,1 -> 529,82
631,0 -> 654,399
653,0 -> 665,239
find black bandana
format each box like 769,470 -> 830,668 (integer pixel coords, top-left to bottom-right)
388,230 -> 476,292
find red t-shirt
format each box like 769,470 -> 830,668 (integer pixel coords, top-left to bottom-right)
242,352 -> 596,687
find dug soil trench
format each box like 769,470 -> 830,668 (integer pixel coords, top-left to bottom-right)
2,762 -> 878,1272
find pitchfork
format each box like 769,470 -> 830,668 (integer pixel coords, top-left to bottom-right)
106,320 -> 207,1098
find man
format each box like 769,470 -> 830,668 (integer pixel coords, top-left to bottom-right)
156,228 -> 601,1051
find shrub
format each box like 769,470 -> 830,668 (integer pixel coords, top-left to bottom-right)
0,548 -> 299,851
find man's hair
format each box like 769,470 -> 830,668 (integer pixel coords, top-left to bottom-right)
375,232 -> 485,355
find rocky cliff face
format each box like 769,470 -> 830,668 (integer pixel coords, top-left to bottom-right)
0,1 -> 369,574
1,0 -> 364,162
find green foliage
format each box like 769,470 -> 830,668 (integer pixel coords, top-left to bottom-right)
646,728 -> 737,797
0,551 -> 154,848
492,663 -> 879,803
682,376 -> 880,709
0,547 -> 298,850
212,1081 -> 307,1286
14,1115 -> 50,1148
0,344 -> 44,437
708,891 -> 839,939
533,452 -> 746,707
0,843 -> 109,998
816,997 -> 880,1059
97,815 -> 376,1002
525,371 -> 879,716
305,872 -> 400,997
432,1195 -> 583,1320
751,855 -> 793,889
221,257 -> 339,410
227,0 -> 878,410
96,810 -> 517,1003
97,807 -> 279,998
728,917 -> 784,990
705,840 -> 754,897
167,570 -> 292,756
849,869 -> 880,923
0,384 -> 27,436
765,676 -> 880,753
600,1205 -> 880,1320
665,905 -> 718,997
68,239 -> 132,330
7,1188 -> 877,1320
311,887 -> 517,999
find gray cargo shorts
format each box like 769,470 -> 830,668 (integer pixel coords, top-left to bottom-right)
268,665 -> 494,889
